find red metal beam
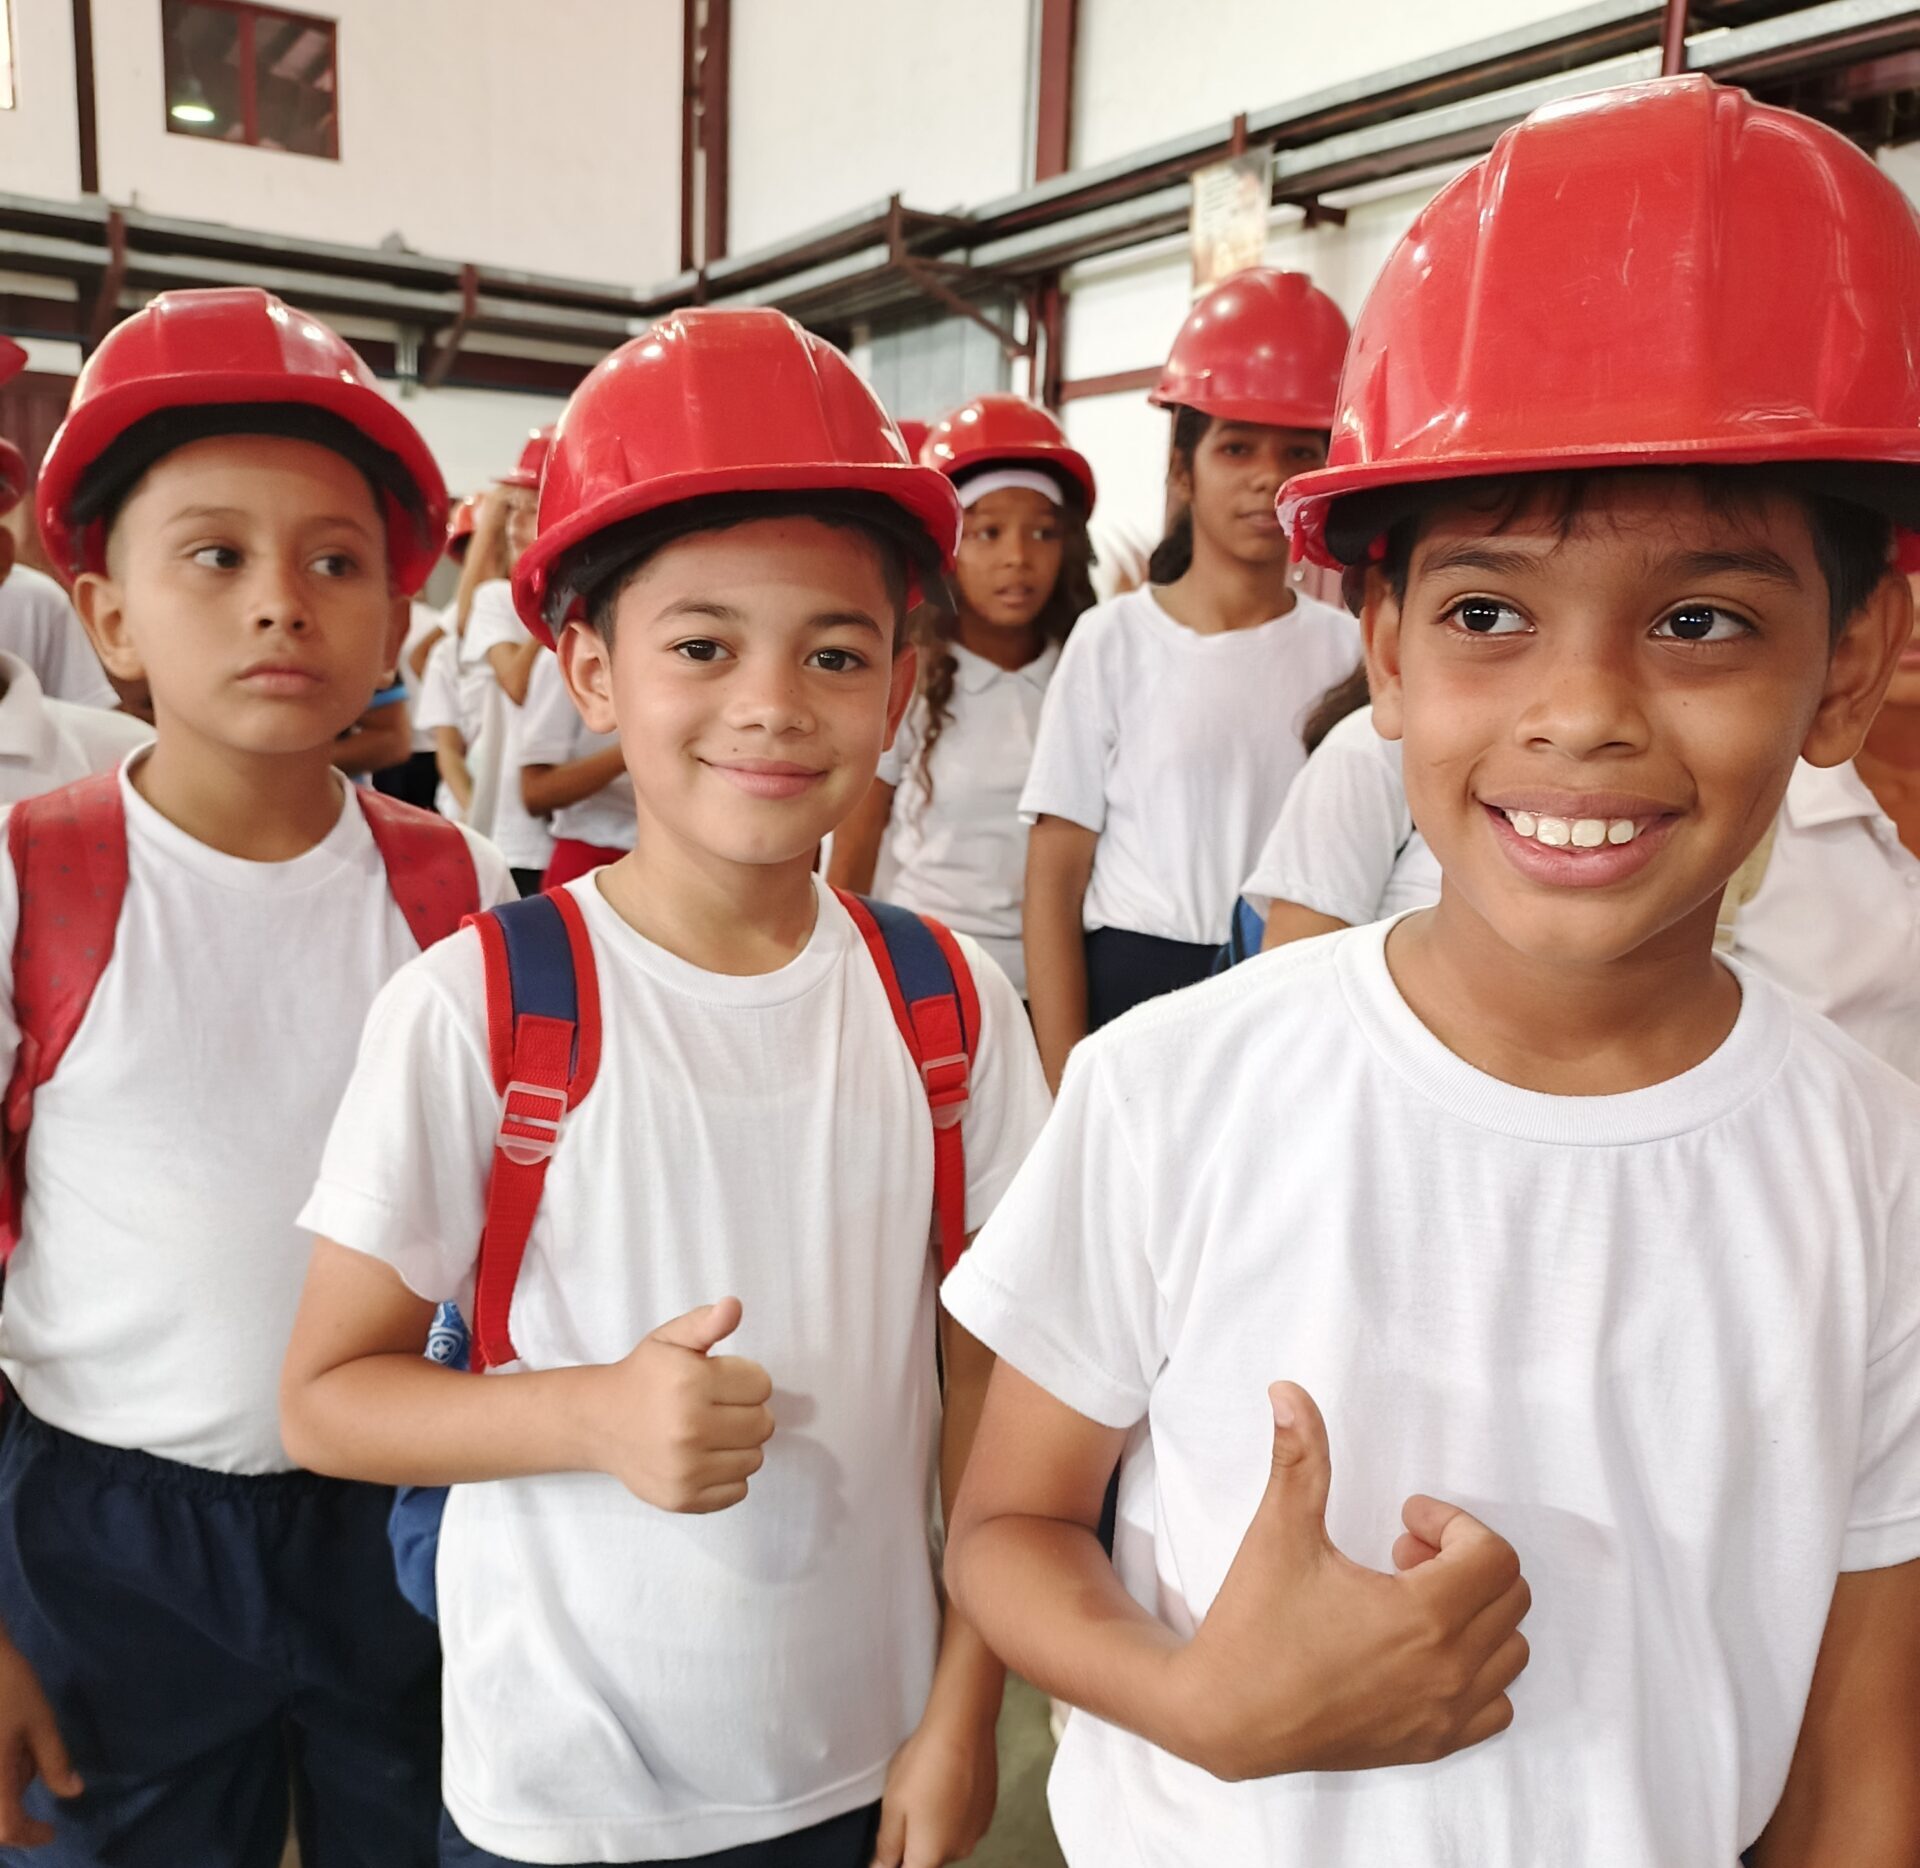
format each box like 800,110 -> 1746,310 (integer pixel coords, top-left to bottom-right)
679,0 -> 698,272
1056,365 -> 1160,404
70,0 -> 99,193
87,209 -> 126,349
700,0 -> 732,266
423,262 -> 479,388
1034,0 -> 1078,182
1661,0 -> 1688,75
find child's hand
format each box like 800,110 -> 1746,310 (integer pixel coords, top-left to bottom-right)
587,1298 -> 775,1513
0,1637 -> 82,1848
1168,1381 -> 1531,1781
870,1701 -> 998,1868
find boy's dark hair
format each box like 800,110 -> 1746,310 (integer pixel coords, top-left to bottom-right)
1339,467 -> 1901,640
70,403 -> 421,560
558,489 -> 947,647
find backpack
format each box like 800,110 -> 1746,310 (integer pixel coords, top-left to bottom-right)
388,885 -> 981,1622
0,772 -> 480,1260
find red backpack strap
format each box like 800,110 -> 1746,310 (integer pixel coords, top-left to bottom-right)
360,789 -> 481,951
835,891 -> 980,1274
465,889 -> 600,1371
1,773 -> 129,1262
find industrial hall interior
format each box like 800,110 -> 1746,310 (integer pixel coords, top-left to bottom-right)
2,1 -> 1920,1866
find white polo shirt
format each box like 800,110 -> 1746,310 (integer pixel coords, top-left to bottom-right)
1241,705 -> 1440,924
412,633 -> 467,823
1019,587 -> 1358,946
1731,759 -> 1920,1079
878,640 -> 1058,994
0,566 -> 116,709
516,650 -> 636,852
943,923 -> 1920,1866
462,580 -> 553,874
0,653 -> 151,801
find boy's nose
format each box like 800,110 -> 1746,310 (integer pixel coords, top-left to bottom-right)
1520,643 -> 1651,759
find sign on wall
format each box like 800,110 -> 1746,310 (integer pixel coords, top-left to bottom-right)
1190,148 -> 1273,295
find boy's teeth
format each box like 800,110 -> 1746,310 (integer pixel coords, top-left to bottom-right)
1503,809 -> 1643,849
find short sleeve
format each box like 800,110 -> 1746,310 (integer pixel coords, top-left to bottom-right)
1,573 -> 116,710
1017,615 -> 1113,833
413,640 -> 460,734
877,698 -> 924,792
1844,1177 -> 1920,1569
458,827 -> 523,910
463,581 -> 532,662
1242,714 -> 1413,923
950,934 -> 1052,1233
942,1038 -> 1162,1428
296,937 -> 501,1305
516,655 -> 583,768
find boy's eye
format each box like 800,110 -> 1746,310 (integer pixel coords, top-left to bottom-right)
672,639 -> 730,664
191,544 -> 242,571
1654,605 -> 1751,644
1446,598 -> 1529,636
808,647 -> 867,673
312,552 -> 359,579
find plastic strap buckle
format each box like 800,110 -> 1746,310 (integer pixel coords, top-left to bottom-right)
498,1080 -> 568,1166
920,1052 -> 970,1129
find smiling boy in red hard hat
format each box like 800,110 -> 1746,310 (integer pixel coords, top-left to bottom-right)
0,288 -> 518,1862
281,309 -> 1051,1868
943,77 -> 1920,1866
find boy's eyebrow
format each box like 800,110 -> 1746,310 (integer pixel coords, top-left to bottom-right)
163,503 -> 381,543
1415,541 -> 1549,579
1665,546 -> 1803,587
809,610 -> 885,638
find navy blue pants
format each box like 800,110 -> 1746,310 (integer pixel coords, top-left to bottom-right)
439,1801 -> 882,1867
0,1404 -> 440,1867
1084,927 -> 1217,1032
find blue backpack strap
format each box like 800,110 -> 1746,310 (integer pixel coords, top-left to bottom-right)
1216,896 -> 1266,972
835,891 -> 979,1273
468,889 -> 601,1372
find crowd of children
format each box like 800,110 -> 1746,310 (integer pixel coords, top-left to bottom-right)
0,68 -> 1916,1868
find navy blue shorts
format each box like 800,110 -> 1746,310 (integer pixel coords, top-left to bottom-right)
438,1802 -> 882,1867
1083,927 -> 1218,1031
0,1402 -> 440,1867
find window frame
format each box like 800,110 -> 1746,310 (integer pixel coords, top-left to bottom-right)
160,0 -> 340,160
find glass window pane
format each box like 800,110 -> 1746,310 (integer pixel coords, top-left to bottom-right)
253,13 -> 337,159
162,0 -> 244,143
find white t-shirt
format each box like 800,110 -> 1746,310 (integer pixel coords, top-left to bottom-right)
463,580 -> 553,872
413,632 -> 467,822
300,877 -> 1052,1863
396,601 -> 446,754
1731,759 -> 1920,1080
0,758 -> 515,1474
1019,587 -> 1358,945
0,566 -> 115,709
877,640 -> 1058,995
1242,705 -> 1440,923
0,652 -> 152,801
943,922 -> 1920,1867
517,650 -> 636,852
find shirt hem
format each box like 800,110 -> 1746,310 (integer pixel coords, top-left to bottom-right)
1840,1510 -> 1920,1571
442,1758 -> 890,1865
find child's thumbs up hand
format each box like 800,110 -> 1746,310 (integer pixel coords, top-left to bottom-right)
587,1298 -> 776,1513
1165,1382 -> 1531,1782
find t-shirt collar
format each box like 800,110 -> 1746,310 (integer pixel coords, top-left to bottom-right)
951,638 -> 1060,697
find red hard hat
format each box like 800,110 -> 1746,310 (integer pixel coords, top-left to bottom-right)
895,419 -> 931,462
1281,77 -> 1920,569
0,439 -> 27,518
496,425 -> 555,491
0,335 -> 25,389
446,492 -> 480,562
921,394 -> 1097,514
36,288 -> 447,592
1150,269 -> 1349,433
513,308 -> 961,647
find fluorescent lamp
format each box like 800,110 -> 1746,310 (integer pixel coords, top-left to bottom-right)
170,99 -> 217,123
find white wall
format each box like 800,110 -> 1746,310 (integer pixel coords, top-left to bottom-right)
86,0 -> 682,283
374,381 -> 569,503
728,0 -> 1029,254
1073,0 -> 1575,167
1,0 -> 83,198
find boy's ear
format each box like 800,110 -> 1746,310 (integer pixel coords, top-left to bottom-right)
557,620 -> 616,735
884,641 -> 918,750
72,571 -> 148,683
1359,569 -> 1405,742
1801,568 -> 1913,767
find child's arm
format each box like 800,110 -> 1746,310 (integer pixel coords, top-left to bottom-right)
332,691 -> 412,777
824,777 -> 894,894
947,1366 -> 1531,1781
872,1309 -> 1005,1868
432,726 -> 473,814
0,1630 -> 83,1848
1024,815 -> 1097,1092
1749,1559 -> 1920,1867
1261,901 -> 1349,952
521,745 -> 629,818
406,623 -> 444,680
485,639 -> 540,707
280,1240 -> 775,1509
